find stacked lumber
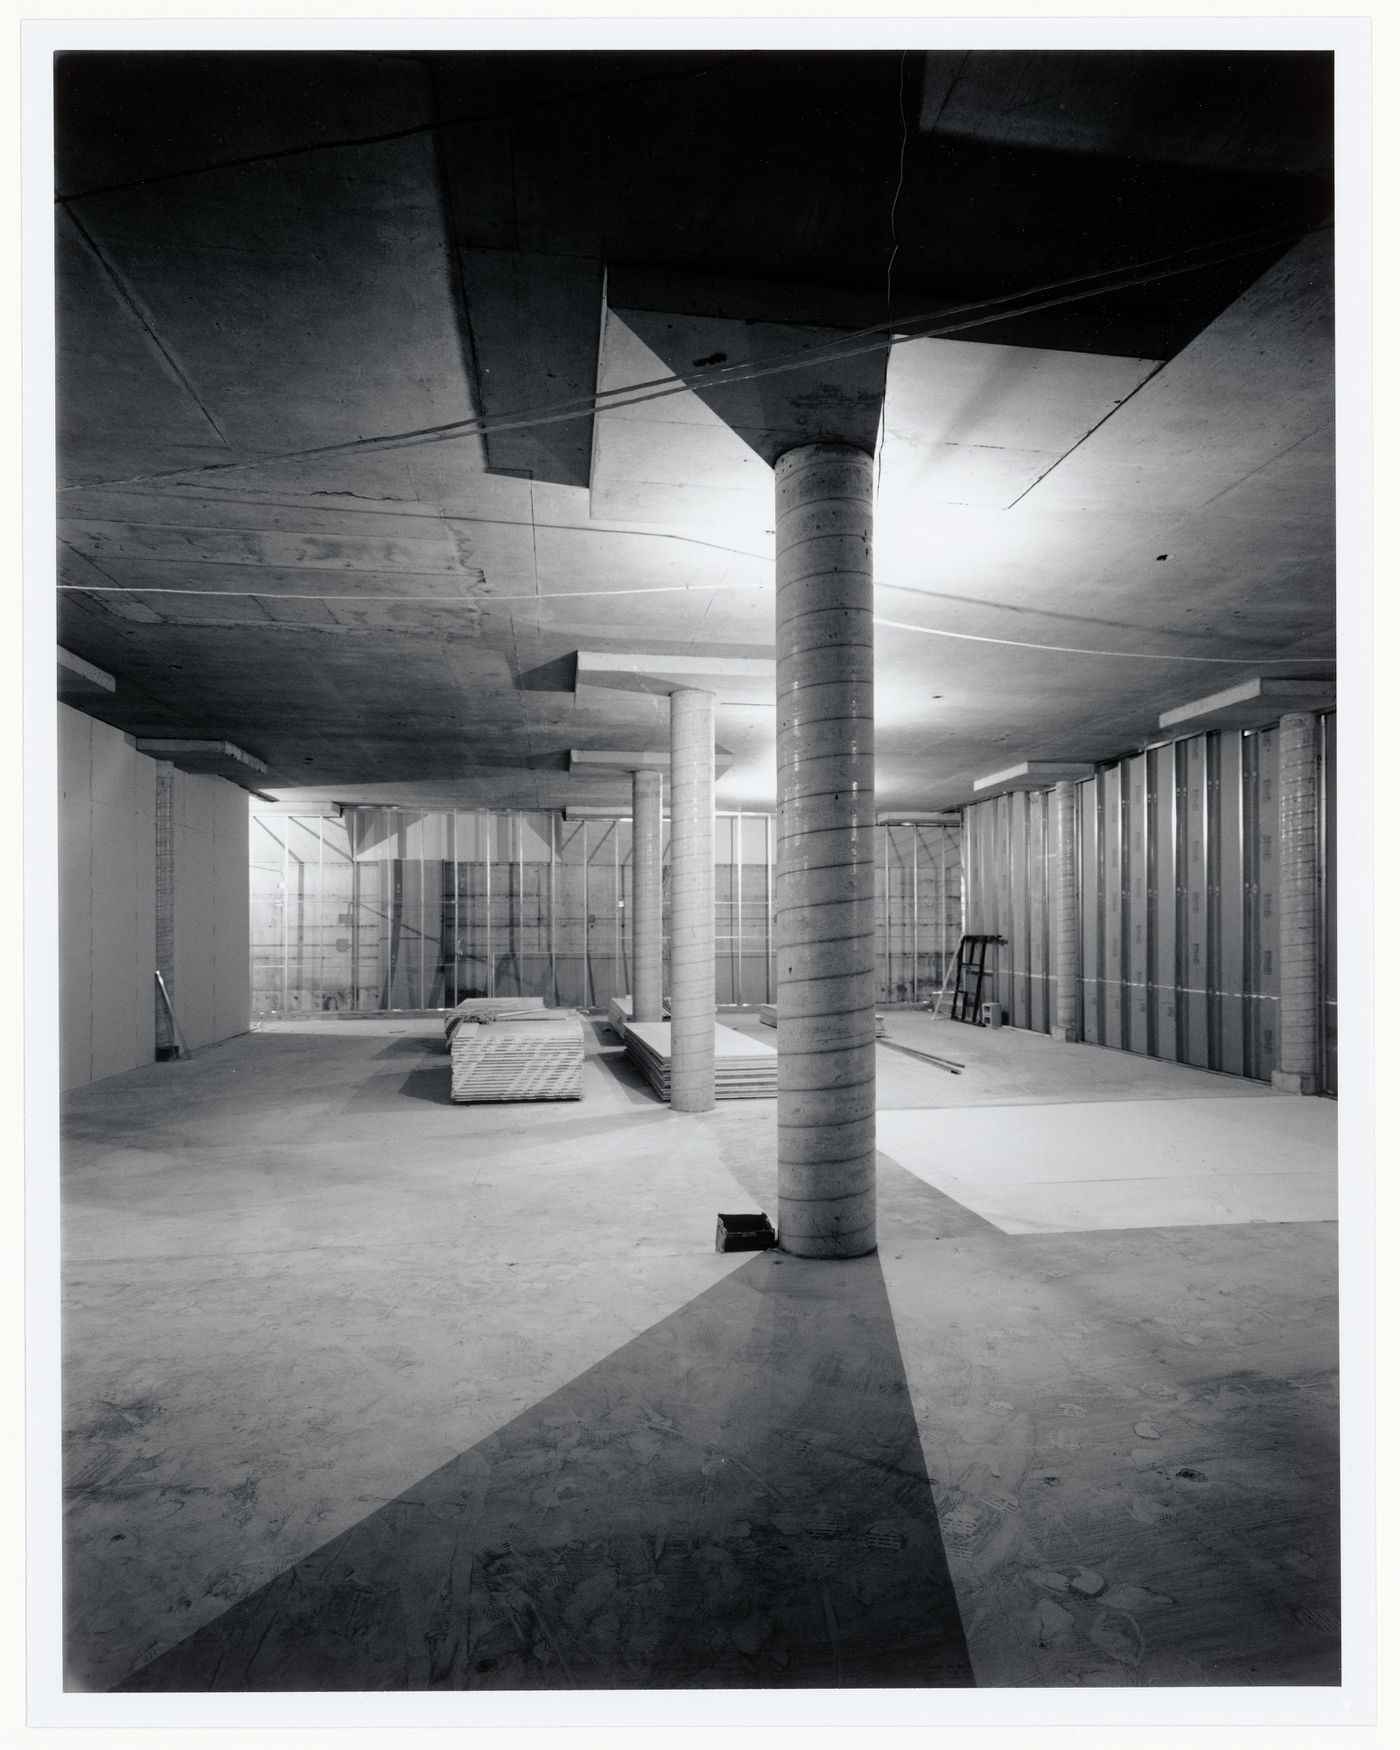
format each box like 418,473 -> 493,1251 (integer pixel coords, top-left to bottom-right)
449,1011 -> 584,1102
622,1020 -> 777,1102
758,1003 -> 886,1036
444,995 -> 545,1045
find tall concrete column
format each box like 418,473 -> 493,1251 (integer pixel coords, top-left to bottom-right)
1051,780 -> 1081,1042
668,689 -> 715,1111
774,443 -> 877,1259
1272,712 -> 1320,1094
631,767 -> 664,1023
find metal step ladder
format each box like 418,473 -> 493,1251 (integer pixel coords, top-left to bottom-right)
930,934 -> 1004,1024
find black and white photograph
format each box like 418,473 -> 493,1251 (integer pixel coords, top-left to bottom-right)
23,10 -> 1376,1735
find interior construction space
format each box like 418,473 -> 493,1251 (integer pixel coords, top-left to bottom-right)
41,38 -> 1360,1715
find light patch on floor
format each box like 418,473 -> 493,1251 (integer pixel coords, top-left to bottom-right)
876,1096 -> 1337,1234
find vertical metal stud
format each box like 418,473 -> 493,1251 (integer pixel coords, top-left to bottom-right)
485,811 -> 493,999
1173,741 -> 1188,1063
549,813 -> 558,1008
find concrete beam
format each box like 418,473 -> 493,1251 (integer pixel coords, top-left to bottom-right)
574,650 -> 775,703
569,745 -> 734,779
135,739 -> 268,780
972,760 -> 1094,796
58,646 -> 115,702
569,748 -> 670,773
1158,675 -> 1336,732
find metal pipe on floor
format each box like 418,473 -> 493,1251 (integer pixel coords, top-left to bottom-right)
1272,711 -> 1320,1094
631,768 -> 664,1023
1052,780 -> 1081,1042
668,688 -> 716,1111
774,442 -> 877,1260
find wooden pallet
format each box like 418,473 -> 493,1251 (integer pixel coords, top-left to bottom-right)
449,1012 -> 584,1102
621,1020 -> 777,1101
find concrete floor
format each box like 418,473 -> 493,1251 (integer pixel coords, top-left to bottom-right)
61,1012 -> 1340,1692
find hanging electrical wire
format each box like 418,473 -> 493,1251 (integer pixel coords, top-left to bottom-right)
58,211 -> 1331,496
56,577 -> 1335,667
871,616 -> 1335,665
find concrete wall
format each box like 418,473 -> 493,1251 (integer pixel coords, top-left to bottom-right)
59,704 -> 250,1090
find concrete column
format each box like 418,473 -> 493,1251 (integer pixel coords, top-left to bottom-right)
668,689 -> 715,1111
1272,712 -> 1320,1094
631,767 -> 664,1023
774,443 -> 877,1259
1051,780 -> 1080,1042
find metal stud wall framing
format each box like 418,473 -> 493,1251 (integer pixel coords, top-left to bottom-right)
961,716 -> 1336,1092
252,807 -> 965,1015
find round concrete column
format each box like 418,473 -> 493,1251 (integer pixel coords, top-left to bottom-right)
774,443 -> 877,1259
1051,781 -> 1081,1042
630,768 -> 665,1024
1272,712 -> 1320,1095
668,689 -> 716,1111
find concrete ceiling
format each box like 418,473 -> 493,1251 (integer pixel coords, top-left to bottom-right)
52,48 -> 1335,814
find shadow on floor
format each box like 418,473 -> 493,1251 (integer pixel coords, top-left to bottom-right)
114,1252 -> 972,1693
372,1037 -> 447,1059
587,1045 -> 664,1108
393,1066 -> 458,1106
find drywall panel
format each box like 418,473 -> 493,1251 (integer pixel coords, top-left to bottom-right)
1322,711 -> 1337,1095
1151,744 -> 1177,1060
1028,789 -> 1047,1033
950,722 -> 1331,1090
1125,754 -> 1149,1056
59,709 -> 95,1091
59,706 -> 158,1090
1103,764 -> 1125,1050
1182,735 -> 1209,1067
213,787 -> 252,1040
1079,776 -> 1101,1045
1217,733 -> 1246,1076
174,773 -> 216,1046
1045,789 -> 1061,1034
1253,726 -> 1282,1082
171,769 -> 250,1048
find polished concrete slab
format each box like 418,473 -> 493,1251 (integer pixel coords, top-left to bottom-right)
118,1253 -> 971,1691
877,1095 -> 1337,1233
60,1015 -> 1340,1693
724,1007 -> 1278,1110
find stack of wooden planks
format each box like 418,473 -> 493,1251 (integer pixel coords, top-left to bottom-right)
449,1010 -> 585,1102
621,1020 -> 777,1101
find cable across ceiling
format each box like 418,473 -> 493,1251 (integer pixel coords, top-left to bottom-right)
61,213 -> 1331,495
